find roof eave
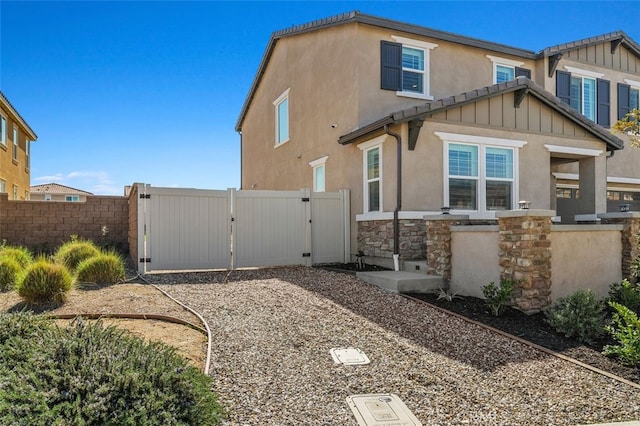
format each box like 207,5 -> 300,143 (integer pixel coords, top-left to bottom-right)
0,91 -> 38,140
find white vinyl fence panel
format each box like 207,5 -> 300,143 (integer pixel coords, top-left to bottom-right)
136,184 -> 349,273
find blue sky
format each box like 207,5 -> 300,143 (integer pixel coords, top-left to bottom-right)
1,1 -> 639,195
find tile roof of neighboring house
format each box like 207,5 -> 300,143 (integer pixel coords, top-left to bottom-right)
0,91 -> 37,140
540,30 -> 640,58
30,183 -> 93,195
338,76 -> 625,151
235,11 -> 640,132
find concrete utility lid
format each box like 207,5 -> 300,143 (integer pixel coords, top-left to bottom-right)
346,393 -> 422,426
330,347 -> 370,365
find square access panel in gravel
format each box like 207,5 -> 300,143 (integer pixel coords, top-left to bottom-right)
346,394 -> 421,426
330,347 -> 370,365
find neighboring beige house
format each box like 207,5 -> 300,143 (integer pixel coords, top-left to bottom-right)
0,91 -> 37,200
237,11 -> 640,264
30,183 -> 93,202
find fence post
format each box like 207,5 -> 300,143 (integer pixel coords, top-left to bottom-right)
302,189 -> 312,267
340,189 -> 351,264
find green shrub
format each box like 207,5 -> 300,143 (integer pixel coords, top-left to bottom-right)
482,279 -> 516,316
54,240 -> 100,272
17,259 -> 73,304
0,313 -> 223,425
603,301 -> 640,366
76,251 -> 125,285
545,289 -> 606,345
0,257 -> 21,292
0,246 -> 33,269
608,279 -> 640,313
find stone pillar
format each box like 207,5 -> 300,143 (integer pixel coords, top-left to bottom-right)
424,215 -> 469,281
599,212 -> 640,282
496,210 -> 554,313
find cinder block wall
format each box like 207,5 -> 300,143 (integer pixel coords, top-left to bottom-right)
0,193 -> 129,254
127,184 -> 139,265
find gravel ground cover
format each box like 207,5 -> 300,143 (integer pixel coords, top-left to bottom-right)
149,267 -> 640,425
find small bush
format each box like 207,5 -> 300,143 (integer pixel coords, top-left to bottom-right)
0,313 -> 223,424
545,289 -> 606,345
0,246 -> 33,269
0,257 -> 21,292
17,259 -> 73,304
55,240 -> 100,272
76,251 -> 125,285
603,301 -> 640,366
482,279 -> 516,316
608,279 -> 640,313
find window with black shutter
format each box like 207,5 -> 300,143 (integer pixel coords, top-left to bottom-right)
596,78 -> 610,127
380,41 -> 402,91
515,67 -> 531,79
618,83 -> 631,120
556,70 -> 572,105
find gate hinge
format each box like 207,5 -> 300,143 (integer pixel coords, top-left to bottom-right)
139,258 -> 151,263
139,194 -> 150,199
301,197 -> 310,202
302,253 -> 311,257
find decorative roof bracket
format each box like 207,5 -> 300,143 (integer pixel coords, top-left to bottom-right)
611,38 -> 623,54
514,88 -> 528,108
548,53 -> 563,77
408,118 -> 425,151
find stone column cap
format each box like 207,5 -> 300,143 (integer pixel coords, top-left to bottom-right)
598,212 -> 640,219
423,214 -> 469,221
495,209 -> 556,218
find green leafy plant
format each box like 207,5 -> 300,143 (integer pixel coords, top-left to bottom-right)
76,250 -> 125,285
481,279 -> 516,316
0,246 -> 33,269
436,287 -> 462,302
54,239 -> 100,272
544,289 -> 607,345
0,257 -> 21,292
608,279 -> 640,313
603,301 -> 640,366
17,258 -> 73,305
0,313 -> 223,425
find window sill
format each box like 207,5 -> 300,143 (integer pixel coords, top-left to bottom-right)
12,159 -> 18,166
396,91 -> 434,101
274,139 -> 290,149
0,144 -> 7,151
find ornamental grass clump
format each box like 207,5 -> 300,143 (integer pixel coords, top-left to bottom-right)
75,250 -> 125,285
0,246 -> 33,269
17,258 -> 73,305
544,289 -> 606,345
54,239 -> 100,272
0,257 -> 21,292
0,313 -> 223,425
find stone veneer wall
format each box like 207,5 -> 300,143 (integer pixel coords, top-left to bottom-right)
599,213 -> 640,283
425,215 -> 470,281
357,219 -> 426,260
497,210 -> 553,313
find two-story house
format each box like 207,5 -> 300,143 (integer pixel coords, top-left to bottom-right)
236,11 -> 640,264
0,91 -> 37,200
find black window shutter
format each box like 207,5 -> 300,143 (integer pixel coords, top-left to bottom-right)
380,41 -> 402,91
597,78 -> 610,127
618,83 -> 631,120
515,67 -> 531,79
556,70 -> 571,105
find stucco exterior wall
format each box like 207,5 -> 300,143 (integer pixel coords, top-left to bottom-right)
0,103 -> 32,200
450,226 -> 500,298
550,225 -> 623,300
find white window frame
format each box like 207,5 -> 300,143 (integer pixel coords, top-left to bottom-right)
359,135 -> 386,215
0,179 -> 6,193
436,132 -> 526,219
564,66 -> 604,121
12,185 -> 18,200
25,191 -> 29,200
0,115 -> 6,146
25,139 -> 30,169
12,127 -> 18,162
486,55 -> 524,84
66,195 -> 80,202
624,79 -> 640,111
309,155 -> 328,192
391,36 -> 437,100
44,194 -> 52,201
273,88 -> 290,147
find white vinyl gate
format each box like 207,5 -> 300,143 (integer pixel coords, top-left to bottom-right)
136,184 -> 350,273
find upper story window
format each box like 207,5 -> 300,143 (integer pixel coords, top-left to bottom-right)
437,132 -> 526,218
273,88 -> 290,146
66,195 -> 80,202
618,79 -> 640,120
0,116 -> 6,147
380,37 -> 438,100
12,127 -> 18,162
25,139 -> 30,169
486,55 -> 531,84
556,67 -> 609,127
309,156 -> 328,192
